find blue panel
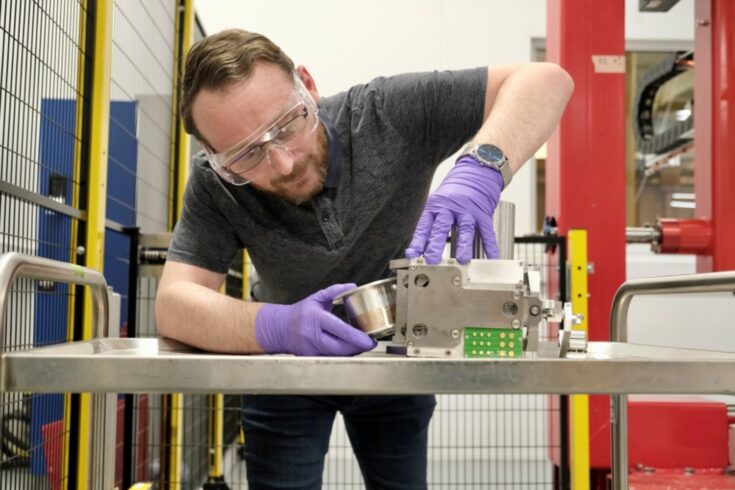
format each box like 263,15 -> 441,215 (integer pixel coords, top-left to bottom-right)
106,102 -> 138,227
105,101 -> 137,335
33,99 -> 76,474
31,100 -> 139,475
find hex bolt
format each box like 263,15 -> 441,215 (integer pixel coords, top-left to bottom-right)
516,281 -> 524,290
450,329 -> 460,339
76,246 -> 86,256
512,290 -> 521,301
529,305 -> 541,316
511,319 -> 521,329
410,265 -> 417,271
407,341 -> 415,348
452,275 -> 461,286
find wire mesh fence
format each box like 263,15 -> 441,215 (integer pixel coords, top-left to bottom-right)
0,1 -> 88,487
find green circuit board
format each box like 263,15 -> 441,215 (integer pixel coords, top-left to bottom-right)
463,327 -> 523,358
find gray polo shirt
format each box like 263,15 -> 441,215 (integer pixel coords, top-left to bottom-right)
168,68 -> 486,304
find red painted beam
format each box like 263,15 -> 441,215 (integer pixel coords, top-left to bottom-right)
695,0 -> 735,272
546,0 -> 627,469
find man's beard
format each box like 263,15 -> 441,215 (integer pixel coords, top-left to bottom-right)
259,125 -> 329,205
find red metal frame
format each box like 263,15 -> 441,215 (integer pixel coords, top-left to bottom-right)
546,0 -> 627,469
694,0 -> 735,272
546,0 -> 735,477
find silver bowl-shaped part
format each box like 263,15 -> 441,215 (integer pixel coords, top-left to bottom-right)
333,277 -> 397,339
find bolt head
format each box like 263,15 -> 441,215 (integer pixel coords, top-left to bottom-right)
450,329 -> 460,339
512,291 -> 521,300
452,276 -> 461,286
511,319 -> 521,329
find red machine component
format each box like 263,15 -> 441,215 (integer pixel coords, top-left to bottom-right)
629,468 -> 735,490
655,218 -> 713,254
546,0 -> 627,472
550,399 -> 731,473
547,0 -> 735,483
694,0 -> 735,273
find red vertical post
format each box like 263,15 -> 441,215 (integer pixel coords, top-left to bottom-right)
695,0 -> 735,273
546,0 -> 627,470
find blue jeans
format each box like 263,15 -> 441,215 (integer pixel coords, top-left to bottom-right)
240,395 -> 436,490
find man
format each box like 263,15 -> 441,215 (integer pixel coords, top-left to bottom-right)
156,29 -> 572,489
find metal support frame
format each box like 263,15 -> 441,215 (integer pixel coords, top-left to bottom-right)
568,230 -> 590,490
609,270 -> 735,490
546,0 -> 627,474
165,1 -> 195,486
77,0 -> 113,487
694,0 -> 735,272
0,253 -> 115,489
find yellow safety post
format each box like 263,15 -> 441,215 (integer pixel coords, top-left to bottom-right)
568,229 -> 590,490
166,2 -> 195,487
169,0 -> 195,226
207,394 -> 225,481
168,394 -> 184,490
129,484 -> 153,490
76,0 -> 113,488
61,1 -> 93,488
242,250 -> 250,301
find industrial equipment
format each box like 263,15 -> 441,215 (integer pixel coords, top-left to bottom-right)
387,257 -> 574,359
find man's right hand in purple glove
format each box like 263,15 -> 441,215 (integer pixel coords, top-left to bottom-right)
405,156 -> 504,265
255,283 -> 377,356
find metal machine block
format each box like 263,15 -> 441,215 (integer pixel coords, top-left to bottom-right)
394,258 -> 544,358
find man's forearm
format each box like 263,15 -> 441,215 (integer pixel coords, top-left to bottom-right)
473,63 -> 574,173
156,281 -> 265,353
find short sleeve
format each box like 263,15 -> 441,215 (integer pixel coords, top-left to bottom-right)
167,157 -> 241,274
373,68 -> 487,162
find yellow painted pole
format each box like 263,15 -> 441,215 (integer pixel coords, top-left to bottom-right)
169,0 -> 195,227
167,2 -> 195,487
208,393 -> 225,479
77,0 -> 113,488
568,229 -> 590,490
168,394 -> 184,490
129,484 -> 153,490
62,1 -> 93,488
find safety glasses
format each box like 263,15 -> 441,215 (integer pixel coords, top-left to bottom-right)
203,74 -> 319,185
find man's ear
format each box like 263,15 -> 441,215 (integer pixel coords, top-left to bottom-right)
295,65 -> 320,103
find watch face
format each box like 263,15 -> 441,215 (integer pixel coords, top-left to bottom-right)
476,144 -> 505,164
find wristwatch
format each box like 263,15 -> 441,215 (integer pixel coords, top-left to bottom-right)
459,143 -> 513,188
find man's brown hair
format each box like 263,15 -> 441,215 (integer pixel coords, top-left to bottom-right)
180,29 -> 295,143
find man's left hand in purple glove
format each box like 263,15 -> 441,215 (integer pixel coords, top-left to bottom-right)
405,155 -> 504,265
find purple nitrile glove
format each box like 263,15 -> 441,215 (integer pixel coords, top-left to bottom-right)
255,283 -> 377,356
406,156 -> 504,265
